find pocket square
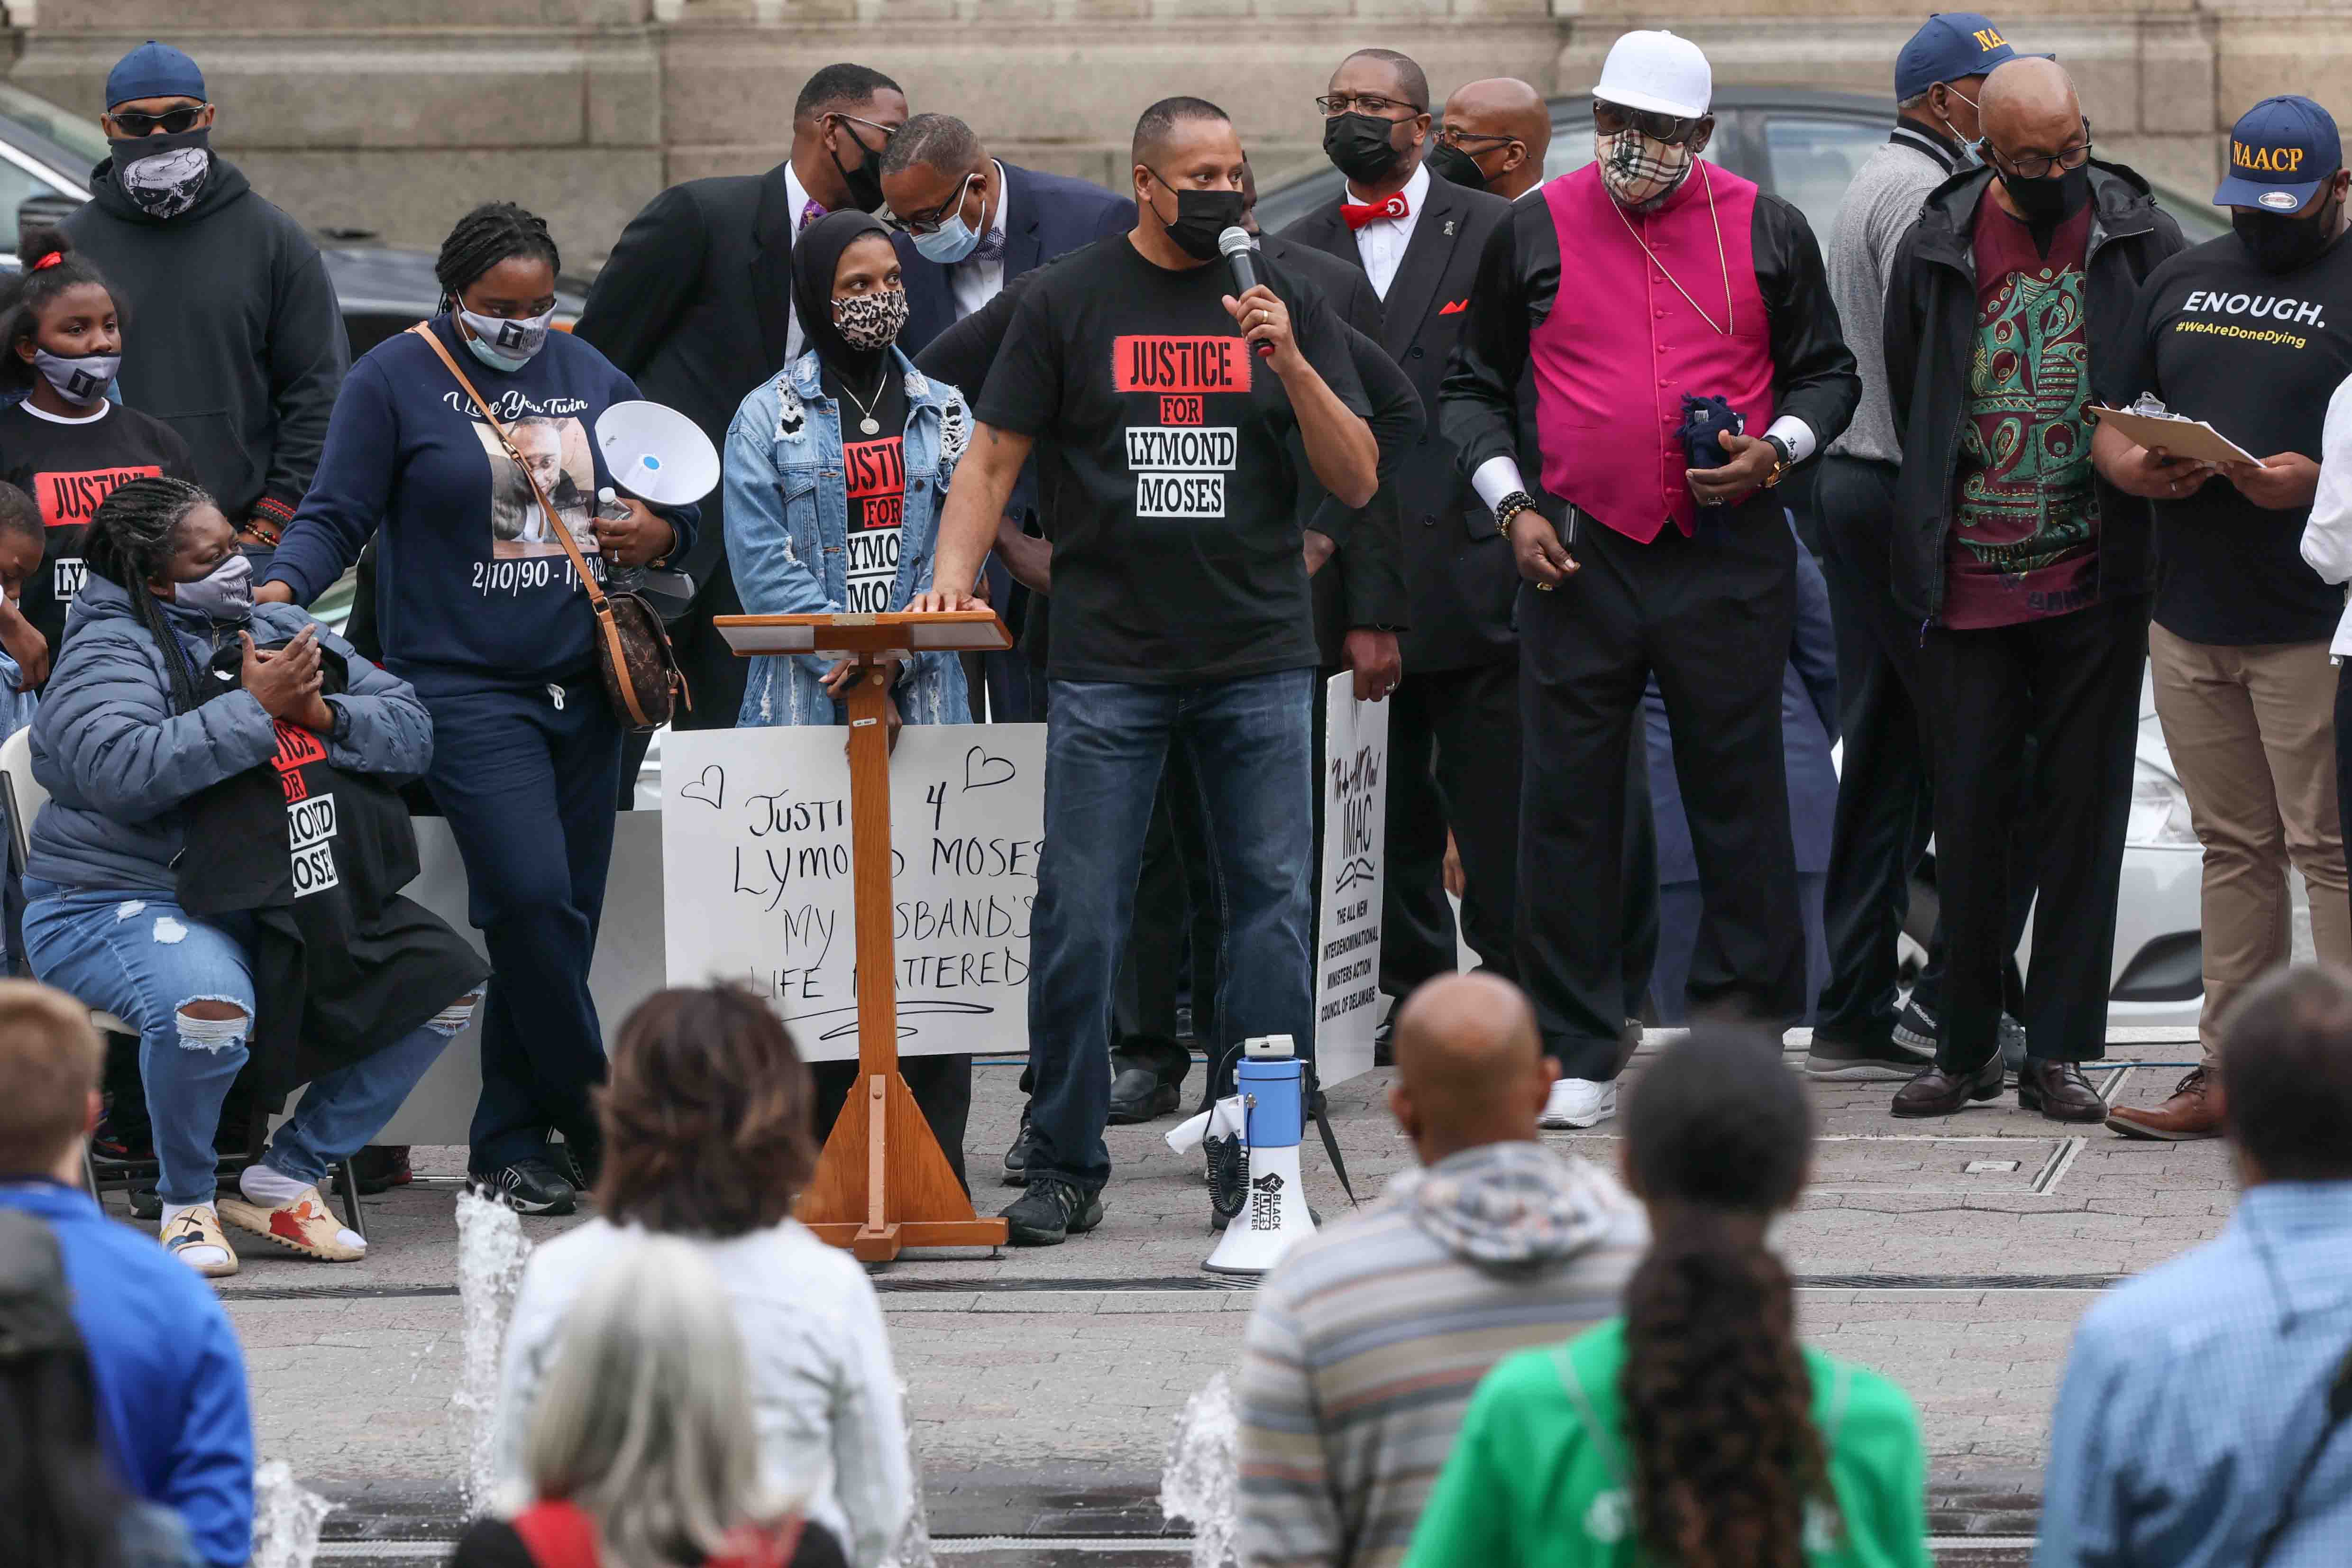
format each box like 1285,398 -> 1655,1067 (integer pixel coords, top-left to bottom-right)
1439,298 -> 1469,315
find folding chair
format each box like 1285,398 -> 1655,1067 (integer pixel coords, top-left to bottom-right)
0,727 -> 365,1237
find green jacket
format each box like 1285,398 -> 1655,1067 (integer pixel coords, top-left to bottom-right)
1404,1319 -> 1931,1568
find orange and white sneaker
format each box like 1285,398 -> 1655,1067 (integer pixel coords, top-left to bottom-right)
218,1185 -> 366,1262
160,1205 -> 238,1278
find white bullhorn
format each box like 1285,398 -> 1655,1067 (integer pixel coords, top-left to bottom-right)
594,400 -> 721,506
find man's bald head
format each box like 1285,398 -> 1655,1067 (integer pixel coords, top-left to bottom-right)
1440,78 -> 1552,200
1980,57 -> 2081,157
1387,973 -> 1556,1162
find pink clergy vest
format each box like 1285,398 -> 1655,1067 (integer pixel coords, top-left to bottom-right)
1533,162 -> 1775,542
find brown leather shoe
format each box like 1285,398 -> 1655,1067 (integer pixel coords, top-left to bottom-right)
1890,1054 -> 2004,1118
2105,1066 -> 2223,1141
2018,1060 -> 2105,1123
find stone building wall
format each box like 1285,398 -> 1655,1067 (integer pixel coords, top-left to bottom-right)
6,0 -> 2343,261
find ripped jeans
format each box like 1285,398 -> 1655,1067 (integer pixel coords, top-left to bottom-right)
21,881 -> 467,1206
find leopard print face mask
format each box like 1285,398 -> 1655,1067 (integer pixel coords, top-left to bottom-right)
832,287 -> 909,351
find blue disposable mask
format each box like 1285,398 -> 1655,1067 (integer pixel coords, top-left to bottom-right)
910,174 -> 985,264
458,305 -> 554,373
173,551 -> 253,621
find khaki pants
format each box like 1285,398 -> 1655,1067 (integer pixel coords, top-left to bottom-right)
2150,625 -> 2352,1057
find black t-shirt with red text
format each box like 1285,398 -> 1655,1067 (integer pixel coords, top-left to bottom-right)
974,234 -> 1368,683
823,363 -> 910,614
0,399 -> 199,651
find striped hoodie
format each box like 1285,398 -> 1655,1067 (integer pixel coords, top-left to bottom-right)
1238,1141 -> 1646,1568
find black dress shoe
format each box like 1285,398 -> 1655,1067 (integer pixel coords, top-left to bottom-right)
1107,1065 -> 1180,1124
2017,1059 -> 2105,1122
1890,1054 -> 2004,1118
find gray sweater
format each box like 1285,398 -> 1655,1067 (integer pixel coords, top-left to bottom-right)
1826,124 -> 1964,464
1238,1142 -> 1646,1568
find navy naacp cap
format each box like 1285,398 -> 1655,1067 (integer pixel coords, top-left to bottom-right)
105,40 -> 206,110
1894,14 -> 2032,101
2215,96 -> 2341,210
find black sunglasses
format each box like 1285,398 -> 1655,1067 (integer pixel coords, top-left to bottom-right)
1592,100 -> 1703,146
109,104 -> 208,137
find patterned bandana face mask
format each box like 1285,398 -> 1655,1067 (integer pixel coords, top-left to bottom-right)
832,288 -> 909,352
1596,126 -> 1694,211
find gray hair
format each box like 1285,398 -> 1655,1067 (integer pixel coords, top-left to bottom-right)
1897,88 -> 1933,112
883,112 -> 983,179
523,1238 -> 780,1568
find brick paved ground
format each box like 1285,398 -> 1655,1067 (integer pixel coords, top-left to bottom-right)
184,1031 -> 2228,1560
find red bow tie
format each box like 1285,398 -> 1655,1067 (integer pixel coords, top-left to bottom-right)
1341,192 -> 1410,231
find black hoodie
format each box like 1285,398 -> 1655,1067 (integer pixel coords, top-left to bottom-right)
62,152 -> 348,530
1880,160 -> 2187,625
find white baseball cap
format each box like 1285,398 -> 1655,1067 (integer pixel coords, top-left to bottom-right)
1593,30 -> 1712,121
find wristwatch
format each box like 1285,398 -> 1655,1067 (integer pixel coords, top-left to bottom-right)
1760,433 -> 1795,488
325,697 -> 353,743
1493,490 -> 1539,537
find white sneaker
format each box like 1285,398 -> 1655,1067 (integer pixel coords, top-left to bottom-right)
1540,1077 -> 1618,1129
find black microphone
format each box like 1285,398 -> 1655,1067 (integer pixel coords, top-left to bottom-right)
1218,227 -> 1273,357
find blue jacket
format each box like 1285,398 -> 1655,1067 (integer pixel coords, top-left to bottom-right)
1645,519 -> 1840,882
0,1182 -> 252,1567
261,316 -> 699,699
25,574 -> 434,892
723,347 -> 971,727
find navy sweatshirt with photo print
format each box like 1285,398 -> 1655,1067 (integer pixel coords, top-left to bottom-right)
261,315 -> 698,698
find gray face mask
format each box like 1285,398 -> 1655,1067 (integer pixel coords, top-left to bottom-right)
172,551 -> 253,621
30,349 -> 119,406
458,306 -> 554,373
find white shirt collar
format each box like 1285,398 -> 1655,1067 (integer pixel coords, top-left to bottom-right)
19,397 -> 109,425
1346,159 -> 1430,220
785,161 -> 816,230
982,160 -> 1009,254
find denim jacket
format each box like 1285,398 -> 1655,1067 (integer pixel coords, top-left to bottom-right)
723,347 -> 972,727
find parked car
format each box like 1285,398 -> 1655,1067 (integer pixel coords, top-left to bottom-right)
0,81 -> 588,357
1260,89 -> 2246,1028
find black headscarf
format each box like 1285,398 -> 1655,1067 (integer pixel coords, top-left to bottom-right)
791,209 -> 897,377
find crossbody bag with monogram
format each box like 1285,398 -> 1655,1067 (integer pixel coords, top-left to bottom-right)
408,322 -> 688,731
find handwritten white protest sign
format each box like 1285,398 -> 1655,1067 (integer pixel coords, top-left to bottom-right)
662,724 -> 1045,1061
1315,673 -> 1387,1088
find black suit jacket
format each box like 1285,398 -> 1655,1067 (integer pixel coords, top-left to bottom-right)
998,161 -> 1135,288
573,162 -> 955,586
1258,231 -> 1416,668
1282,172 -> 1517,672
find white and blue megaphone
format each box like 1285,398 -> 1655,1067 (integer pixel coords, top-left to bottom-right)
1203,1035 -> 1318,1276
592,400 -> 722,614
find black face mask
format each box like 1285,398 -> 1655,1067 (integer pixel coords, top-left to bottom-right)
108,126 -> 213,221
1324,112 -> 1407,185
830,123 -> 888,214
1146,174 -> 1245,262
1995,160 -> 2091,231
2234,192 -> 2345,275
1426,141 -> 1489,192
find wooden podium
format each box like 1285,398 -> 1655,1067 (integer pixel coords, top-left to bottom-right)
714,609 -> 1015,1261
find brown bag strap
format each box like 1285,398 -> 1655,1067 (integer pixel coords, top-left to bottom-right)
407,322 -> 613,614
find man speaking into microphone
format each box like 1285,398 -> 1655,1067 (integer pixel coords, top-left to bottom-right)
915,96 -> 1376,1246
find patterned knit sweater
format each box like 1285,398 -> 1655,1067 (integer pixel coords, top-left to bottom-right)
1238,1141 -> 1647,1568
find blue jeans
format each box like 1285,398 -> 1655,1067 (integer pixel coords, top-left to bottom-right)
1027,669 -> 1316,1191
22,880 -> 461,1206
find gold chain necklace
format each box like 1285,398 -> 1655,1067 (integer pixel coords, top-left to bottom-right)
1611,160 -> 1735,337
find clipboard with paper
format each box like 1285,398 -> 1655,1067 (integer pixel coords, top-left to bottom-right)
2088,393 -> 2261,466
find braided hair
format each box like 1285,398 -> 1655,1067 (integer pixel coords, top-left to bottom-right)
0,228 -> 120,393
434,202 -> 560,315
82,476 -> 215,715
1619,1027 -> 1831,1568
